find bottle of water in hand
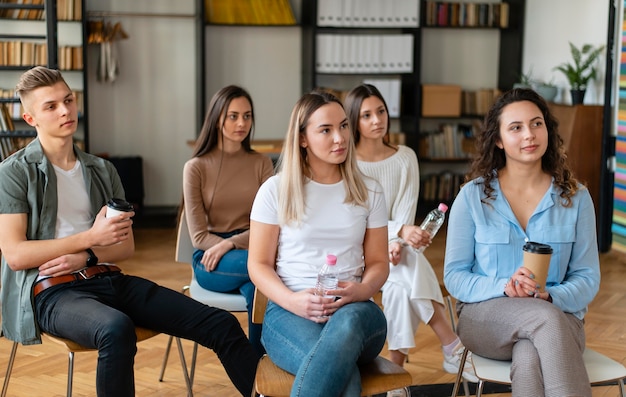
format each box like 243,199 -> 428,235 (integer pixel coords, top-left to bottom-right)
315,254 -> 338,297
416,203 -> 448,253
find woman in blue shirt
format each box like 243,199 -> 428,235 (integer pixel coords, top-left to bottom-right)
444,88 -> 600,396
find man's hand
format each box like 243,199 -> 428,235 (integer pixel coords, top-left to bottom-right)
38,252 -> 88,277
88,206 -> 134,247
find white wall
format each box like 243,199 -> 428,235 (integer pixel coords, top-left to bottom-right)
85,0 -> 197,207
204,25 -> 302,140
523,0 -> 608,105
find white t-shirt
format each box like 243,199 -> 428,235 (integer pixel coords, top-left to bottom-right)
250,174 -> 388,292
53,160 -> 93,239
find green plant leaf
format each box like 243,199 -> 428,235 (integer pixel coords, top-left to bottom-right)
553,42 -> 604,90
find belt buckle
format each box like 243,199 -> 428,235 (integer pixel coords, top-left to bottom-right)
77,268 -> 90,280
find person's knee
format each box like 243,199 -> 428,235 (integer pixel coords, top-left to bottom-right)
96,314 -> 137,355
333,303 -> 386,338
533,301 -> 571,331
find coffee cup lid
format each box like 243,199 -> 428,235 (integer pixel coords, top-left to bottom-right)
107,198 -> 133,211
523,241 -> 553,254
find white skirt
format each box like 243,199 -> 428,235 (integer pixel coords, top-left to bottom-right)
381,245 -> 444,353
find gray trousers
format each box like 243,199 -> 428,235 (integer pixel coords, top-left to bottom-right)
457,297 -> 591,397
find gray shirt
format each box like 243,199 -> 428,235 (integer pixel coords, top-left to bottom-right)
0,138 -> 124,344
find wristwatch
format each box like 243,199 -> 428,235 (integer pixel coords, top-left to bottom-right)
85,248 -> 98,267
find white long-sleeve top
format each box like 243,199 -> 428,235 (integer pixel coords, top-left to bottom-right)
357,145 -> 420,241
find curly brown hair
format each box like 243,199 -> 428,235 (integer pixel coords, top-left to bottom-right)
467,88 -> 578,207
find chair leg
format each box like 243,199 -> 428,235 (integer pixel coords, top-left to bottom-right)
66,351 -> 75,397
175,337 -> 194,397
189,342 -> 199,385
618,378 -> 625,397
1,341 -> 18,397
450,348 -> 469,396
158,334 -> 174,381
160,334 -> 194,396
476,380 -> 485,397
462,378 -> 470,397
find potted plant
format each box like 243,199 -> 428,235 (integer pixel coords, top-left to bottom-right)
534,79 -> 558,102
554,42 -> 605,104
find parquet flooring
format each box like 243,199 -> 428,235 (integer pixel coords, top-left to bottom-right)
1,227 -> 624,396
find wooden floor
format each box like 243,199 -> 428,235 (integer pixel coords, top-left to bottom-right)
1,227 -> 624,396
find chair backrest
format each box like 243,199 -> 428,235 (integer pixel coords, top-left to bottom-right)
176,207 -> 194,264
252,288 -> 269,325
177,206 -> 248,312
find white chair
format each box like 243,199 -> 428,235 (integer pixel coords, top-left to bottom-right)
442,291 -> 470,397
158,207 -> 248,395
449,315 -> 626,397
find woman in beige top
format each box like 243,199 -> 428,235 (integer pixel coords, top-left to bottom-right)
183,85 -> 273,354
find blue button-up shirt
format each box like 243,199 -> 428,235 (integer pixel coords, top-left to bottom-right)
444,177 -> 600,320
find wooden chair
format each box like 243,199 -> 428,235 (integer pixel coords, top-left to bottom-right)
2,328 -> 165,397
251,289 -> 413,397
447,297 -> 626,397
0,257 -> 189,397
158,207 -> 248,395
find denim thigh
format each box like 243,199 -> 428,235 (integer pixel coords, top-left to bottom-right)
262,300 -> 387,397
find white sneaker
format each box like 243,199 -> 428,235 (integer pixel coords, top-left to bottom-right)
443,342 -> 479,383
386,388 -> 408,397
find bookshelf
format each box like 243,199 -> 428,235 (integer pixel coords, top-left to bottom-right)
417,0 -> 526,210
0,0 -> 89,159
301,0 -> 421,146
300,0 -> 525,213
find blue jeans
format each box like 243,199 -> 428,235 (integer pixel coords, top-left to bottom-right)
262,300 -> 387,397
35,273 -> 260,397
192,243 -> 263,355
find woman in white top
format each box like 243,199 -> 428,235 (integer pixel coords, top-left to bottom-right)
248,91 -> 390,396
344,84 -> 477,390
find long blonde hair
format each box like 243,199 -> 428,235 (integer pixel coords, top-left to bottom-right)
275,91 -> 369,225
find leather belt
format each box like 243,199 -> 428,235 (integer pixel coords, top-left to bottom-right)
33,264 -> 122,298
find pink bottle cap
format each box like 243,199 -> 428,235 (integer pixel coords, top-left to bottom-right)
326,254 -> 337,265
438,203 -> 448,213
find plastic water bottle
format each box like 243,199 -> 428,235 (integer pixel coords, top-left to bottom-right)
416,203 -> 448,253
315,254 -> 338,297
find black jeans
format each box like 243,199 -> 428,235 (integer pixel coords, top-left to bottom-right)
35,273 -> 260,397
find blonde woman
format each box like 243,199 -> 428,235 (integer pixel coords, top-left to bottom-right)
248,91 -> 389,396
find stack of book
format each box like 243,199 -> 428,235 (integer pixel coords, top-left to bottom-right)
0,0 -> 82,21
423,1 -> 509,28
0,41 -> 47,67
58,45 -> 83,70
420,171 -> 464,204
0,103 -> 28,162
317,0 -> 419,28
206,0 -> 296,25
0,41 -> 82,70
419,122 -> 478,160
461,88 -> 502,116
316,34 -> 413,74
